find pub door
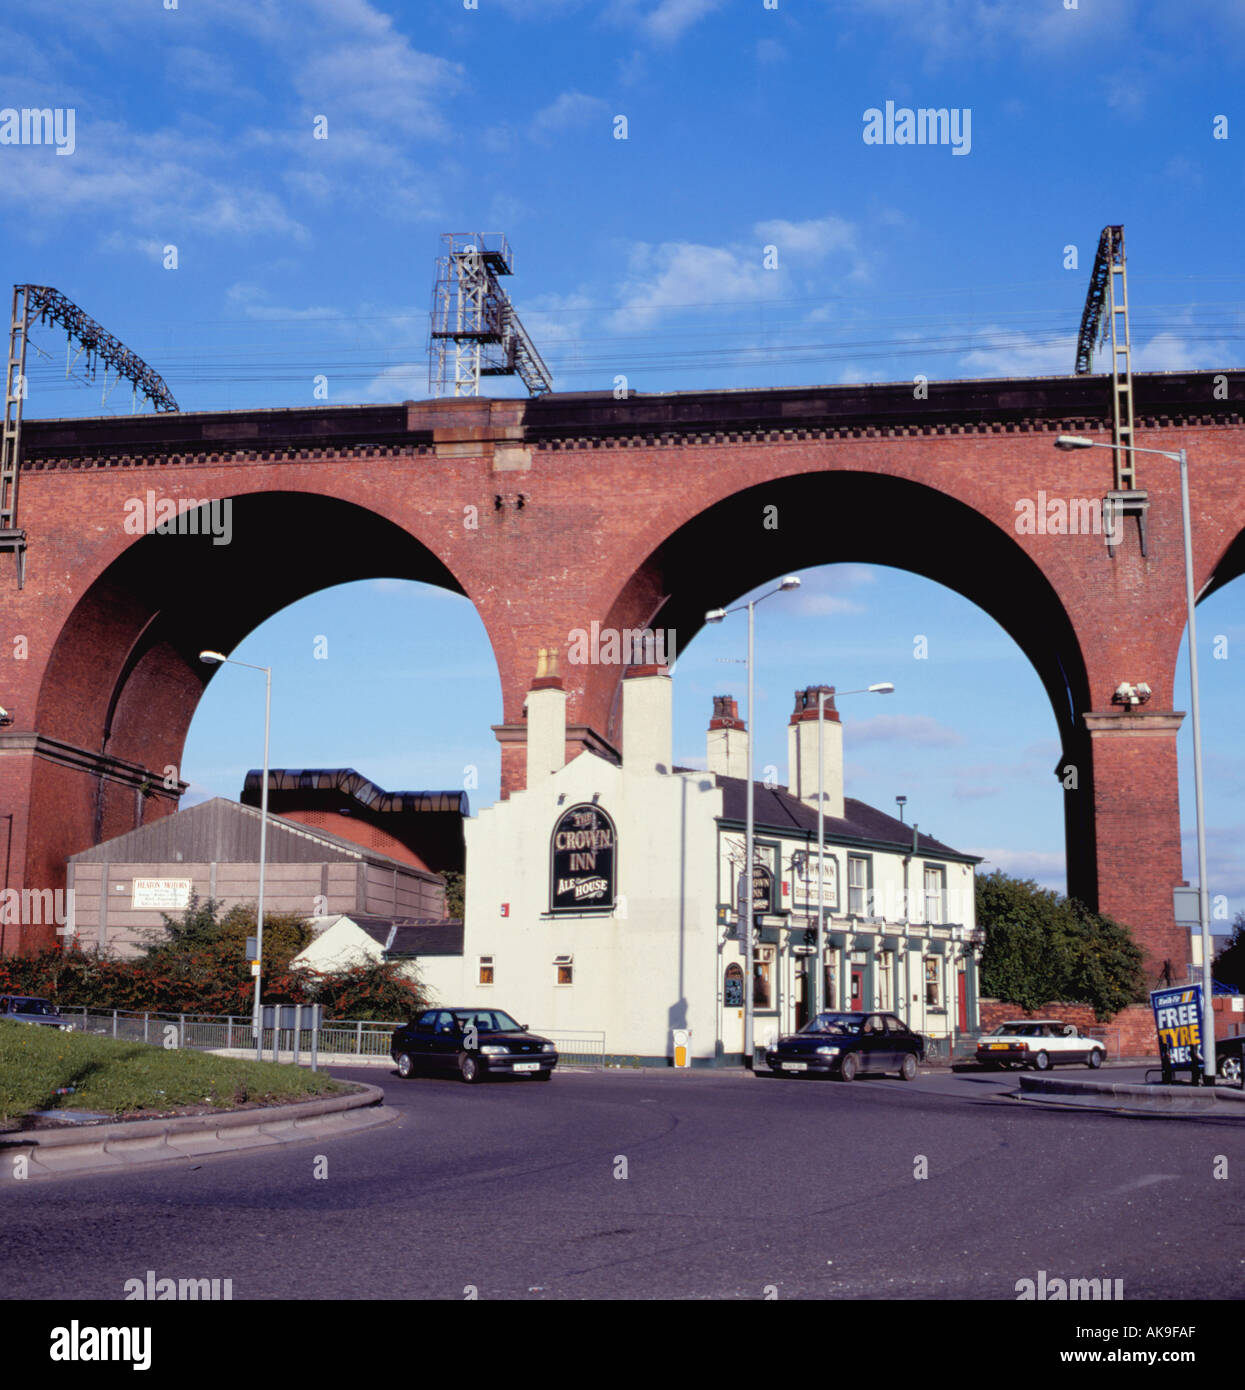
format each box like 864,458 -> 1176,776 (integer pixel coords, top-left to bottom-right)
850,966 -> 865,1011
795,963 -> 809,1031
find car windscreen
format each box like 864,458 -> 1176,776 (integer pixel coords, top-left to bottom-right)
799,1014 -> 860,1035
15,999 -> 57,1015
453,1009 -> 522,1033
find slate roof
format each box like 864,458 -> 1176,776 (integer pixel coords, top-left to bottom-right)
67,796 -> 438,878
714,776 -> 979,863
337,914 -> 464,957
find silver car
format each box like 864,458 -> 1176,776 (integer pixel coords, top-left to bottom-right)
0,995 -> 73,1031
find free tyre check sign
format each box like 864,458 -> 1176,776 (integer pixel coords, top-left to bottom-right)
1151,985 -> 1204,1068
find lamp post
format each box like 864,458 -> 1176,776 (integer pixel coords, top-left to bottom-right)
814,683 -> 894,1017
1054,435 -> 1215,1082
706,576 -> 800,1068
200,649 -> 271,1061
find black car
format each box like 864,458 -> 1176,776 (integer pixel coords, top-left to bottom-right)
390,1007 -> 558,1083
763,1011 -> 925,1081
0,995 -> 73,1031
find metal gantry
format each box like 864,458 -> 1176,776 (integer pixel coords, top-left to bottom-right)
1073,227 -> 1147,555
1,284 -> 179,587
428,234 -> 552,398
1074,226 -> 1136,491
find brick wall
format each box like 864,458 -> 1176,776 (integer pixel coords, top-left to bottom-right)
982,996 -> 1244,1058
2,385 -> 1242,977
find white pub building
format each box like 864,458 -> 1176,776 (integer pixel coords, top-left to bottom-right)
458,659 -> 982,1066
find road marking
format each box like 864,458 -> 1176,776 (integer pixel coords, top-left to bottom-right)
1105,1173 -> 1181,1196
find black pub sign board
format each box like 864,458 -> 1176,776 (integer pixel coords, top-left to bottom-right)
550,804 -> 617,912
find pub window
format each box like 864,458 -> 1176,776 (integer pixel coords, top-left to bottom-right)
925,956 -> 942,1008
478,956 -> 494,986
923,864 -> 946,924
555,954 -> 574,985
724,962 -> 744,1008
848,855 -> 872,916
753,946 -> 775,1009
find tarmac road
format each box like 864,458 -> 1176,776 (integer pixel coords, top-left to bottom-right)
6,1062 -> 1243,1301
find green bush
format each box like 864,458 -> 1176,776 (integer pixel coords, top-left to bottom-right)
977,870 -> 1146,1019
1,895 -> 428,1021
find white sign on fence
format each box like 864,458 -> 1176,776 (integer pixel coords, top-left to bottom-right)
131,878 -> 193,910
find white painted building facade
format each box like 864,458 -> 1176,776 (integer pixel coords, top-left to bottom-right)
456,666 -> 981,1066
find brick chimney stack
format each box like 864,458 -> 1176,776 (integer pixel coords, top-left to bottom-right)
788,686 -> 843,818
706,695 -> 749,780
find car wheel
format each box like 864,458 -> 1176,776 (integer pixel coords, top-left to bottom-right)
1033,1050 -> 1051,1071
459,1053 -> 482,1084
898,1053 -> 918,1081
1220,1055 -> 1242,1084
838,1053 -> 858,1083
1087,1049 -> 1103,1069
395,1052 -> 415,1079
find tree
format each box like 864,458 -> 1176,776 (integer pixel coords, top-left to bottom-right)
441,870 -> 465,921
976,870 -> 1146,1019
142,896 -> 313,974
1213,913 -> 1245,992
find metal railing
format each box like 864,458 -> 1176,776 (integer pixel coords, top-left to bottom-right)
51,1007 -> 607,1068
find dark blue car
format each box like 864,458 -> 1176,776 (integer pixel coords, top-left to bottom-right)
390,1007 -> 558,1084
763,1011 -> 925,1082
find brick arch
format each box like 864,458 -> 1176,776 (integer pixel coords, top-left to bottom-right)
597,468 -> 1089,740
589,467 -> 1097,906
16,490 -> 489,946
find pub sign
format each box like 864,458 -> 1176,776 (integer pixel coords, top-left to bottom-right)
550,804 -> 616,913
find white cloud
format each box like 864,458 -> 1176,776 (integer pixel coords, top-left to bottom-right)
361,363 -> 427,402
641,0 -> 724,44
530,90 -> 610,141
294,41 -> 462,141
953,783 -> 1001,801
609,241 -> 773,332
969,848 -> 1066,890
850,714 -> 966,747
841,0 -> 1135,68
608,216 -> 870,332
800,595 -> 867,616
959,329 -> 1076,379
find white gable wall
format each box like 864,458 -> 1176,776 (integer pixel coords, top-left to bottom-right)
461,750 -> 724,1060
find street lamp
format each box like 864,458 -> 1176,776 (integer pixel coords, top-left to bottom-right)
813,683 -> 894,1017
1053,434 -> 1215,1082
706,575 -> 800,1068
200,649 -> 271,1061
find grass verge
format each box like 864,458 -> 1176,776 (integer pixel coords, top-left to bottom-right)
0,1019 -> 349,1125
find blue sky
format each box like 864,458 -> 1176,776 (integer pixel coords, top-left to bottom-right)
3,0 -> 1243,925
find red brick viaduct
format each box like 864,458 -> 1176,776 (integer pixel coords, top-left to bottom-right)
2,371 -> 1243,979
